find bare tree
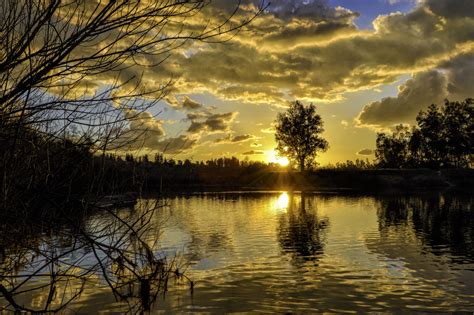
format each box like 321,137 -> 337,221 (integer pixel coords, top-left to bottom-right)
0,0 -> 264,209
0,1 -> 264,311
0,0 -> 264,139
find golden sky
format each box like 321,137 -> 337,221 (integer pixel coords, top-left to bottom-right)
107,0 -> 474,165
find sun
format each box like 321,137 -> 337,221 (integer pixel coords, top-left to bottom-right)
267,150 -> 290,167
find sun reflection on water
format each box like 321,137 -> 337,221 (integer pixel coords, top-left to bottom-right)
273,192 -> 289,212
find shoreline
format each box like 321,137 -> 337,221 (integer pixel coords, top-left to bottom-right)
142,168 -> 474,195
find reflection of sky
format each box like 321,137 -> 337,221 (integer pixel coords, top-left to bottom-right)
4,194 -> 473,312
155,194 -> 474,312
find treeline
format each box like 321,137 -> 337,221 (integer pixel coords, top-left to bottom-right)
323,159 -> 375,170
375,99 -> 473,168
101,153 -> 285,192
2,99 -> 472,213
0,121 -> 283,213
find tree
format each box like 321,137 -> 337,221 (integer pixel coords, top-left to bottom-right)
415,104 -> 446,167
274,101 -> 328,171
375,125 -> 412,168
0,0 -> 264,145
0,0 -> 264,210
375,99 -> 473,169
436,99 -> 473,167
0,2 -> 266,311
411,99 -> 473,168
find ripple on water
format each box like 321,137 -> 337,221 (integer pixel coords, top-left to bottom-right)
3,193 -> 472,313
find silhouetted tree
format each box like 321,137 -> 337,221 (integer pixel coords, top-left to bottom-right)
415,104 -> 446,167
275,101 -> 328,171
0,0 -> 265,211
375,99 -> 473,168
375,125 -> 411,168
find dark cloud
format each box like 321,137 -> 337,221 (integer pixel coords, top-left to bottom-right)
260,20 -> 356,49
357,70 -> 447,127
182,96 -> 203,110
110,110 -> 198,154
444,53 -> 474,100
214,134 -> 255,143
156,135 -> 197,154
357,52 -> 474,128
267,0 -> 358,21
242,150 -> 264,155
357,149 -> 374,156
187,112 -> 238,134
424,0 -> 474,18
212,0 -> 357,21
111,110 -> 165,150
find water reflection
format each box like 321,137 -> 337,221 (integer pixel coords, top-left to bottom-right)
375,194 -> 474,262
277,194 -> 329,262
0,201 -> 190,313
273,192 -> 289,211
1,193 -> 473,313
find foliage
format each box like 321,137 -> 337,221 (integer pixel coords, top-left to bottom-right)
375,125 -> 412,168
375,99 -> 473,168
274,101 -> 329,171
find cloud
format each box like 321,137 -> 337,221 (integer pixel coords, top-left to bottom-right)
357,52 -> 474,128
423,0 -> 474,18
111,110 -> 165,150
260,123 -> 276,133
357,70 -> 448,127
340,120 -> 349,127
51,0 -> 474,129
213,0 -> 357,22
63,0 -> 474,110
214,134 -> 255,143
156,135 -> 198,154
187,112 -> 238,134
110,110 -> 198,154
251,142 -> 263,147
182,96 -> 203,110
357,149 -> 374,156
242,150 -> 265,155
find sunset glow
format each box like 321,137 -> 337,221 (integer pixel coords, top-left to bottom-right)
1,0 -> 473,313
267,150 -> 290,167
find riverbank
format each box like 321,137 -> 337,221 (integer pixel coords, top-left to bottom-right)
152,168 -> 474,194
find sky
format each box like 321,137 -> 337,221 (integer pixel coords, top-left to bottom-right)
109,0 -> 474,165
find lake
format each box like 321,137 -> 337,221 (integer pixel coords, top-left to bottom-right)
1,192 -> 473,313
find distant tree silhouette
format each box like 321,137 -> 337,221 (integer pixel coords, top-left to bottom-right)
275,101 -> 328,171
375,99 -> 473,168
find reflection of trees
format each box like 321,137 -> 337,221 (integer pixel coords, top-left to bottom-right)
0,200 -> 190,313
376,195 -> 474,262
277,194 -> 328,262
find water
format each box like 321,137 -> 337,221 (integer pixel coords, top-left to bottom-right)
1,192 -> 473,313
